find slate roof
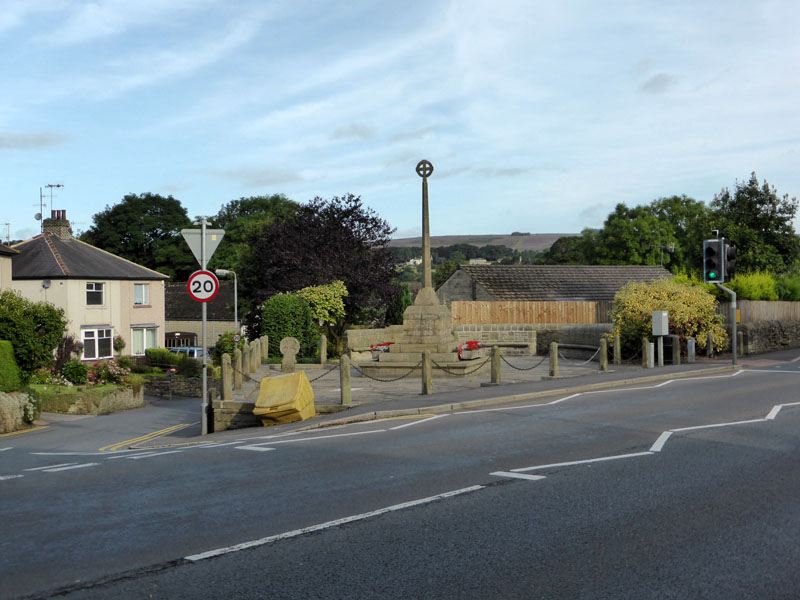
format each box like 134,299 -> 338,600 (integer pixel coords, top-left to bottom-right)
11,233 -> 168,280
0,244 -> 18,256
458,265 -> 672,301
165,282 -> 236,321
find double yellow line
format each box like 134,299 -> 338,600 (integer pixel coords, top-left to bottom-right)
100,423 -> 192,452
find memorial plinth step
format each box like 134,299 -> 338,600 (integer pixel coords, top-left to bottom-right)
356,358 -> 489,379
378,351 -> 459,363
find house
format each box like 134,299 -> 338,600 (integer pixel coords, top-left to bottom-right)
0,243 -> 17,290
9,210 -> 168,360
164,281 -> 236,348
437,264 -> 672,304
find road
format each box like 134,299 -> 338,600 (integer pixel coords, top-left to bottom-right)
2,364 -> 799,598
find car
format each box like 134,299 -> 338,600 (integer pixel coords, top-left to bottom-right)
168,347 -> 204,359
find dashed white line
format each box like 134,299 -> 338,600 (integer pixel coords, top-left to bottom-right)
243,430 -> 386,449
649,431 -> 673,453
1,474 -> 23,481
0,447 -> 13,452
490,471 -> 546,481
125,450 -> 184,460
390,415 -> 448,430
25,463 -> 77,471
185,485 -> 485,562
512,452 -> 654,473
236,446 -> 276,452
42,463 -> 100,472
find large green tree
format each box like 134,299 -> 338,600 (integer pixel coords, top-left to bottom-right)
80,193 -> 196,279
209,194 -> 296,272
239,194 -> 400,339
710,173 -> 799,272
594,204 -> 671,266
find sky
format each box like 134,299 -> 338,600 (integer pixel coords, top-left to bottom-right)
2,0 -> 800,244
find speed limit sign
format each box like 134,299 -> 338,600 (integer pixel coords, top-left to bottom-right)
187,270 -> 220,303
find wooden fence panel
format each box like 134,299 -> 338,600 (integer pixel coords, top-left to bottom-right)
718,300 -> 800,323
450,301 -> 600,325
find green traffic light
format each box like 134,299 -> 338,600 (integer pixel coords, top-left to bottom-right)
708,271 -> 718,280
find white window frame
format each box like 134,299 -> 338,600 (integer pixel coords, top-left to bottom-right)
131,327 -> 159,356
86,282 -> 104,306
134,283 -> 150,306
82,328 -> 113,360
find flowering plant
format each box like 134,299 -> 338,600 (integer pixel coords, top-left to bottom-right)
113,335 -> 126,352
73,341 -> 84,355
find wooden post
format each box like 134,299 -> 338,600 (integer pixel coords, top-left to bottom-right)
599,338 -> 608,372
422,350 -> 433,395
340,354 -> 352,406
549,342 -> 558,378
491,345 -> 501,384
233,348 -> 242,390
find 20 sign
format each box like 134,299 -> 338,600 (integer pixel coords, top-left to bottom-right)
187,270 -> 220,303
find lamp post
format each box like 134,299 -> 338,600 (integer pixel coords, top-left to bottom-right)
215,269 -> 238,335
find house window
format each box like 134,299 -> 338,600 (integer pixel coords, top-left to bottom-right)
131,327 -> 159,356
82,328 -> 112,360
134,283 -> 150,306
86,282 -> 104,306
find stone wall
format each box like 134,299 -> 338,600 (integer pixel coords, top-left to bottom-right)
213,400 -> 261,431
738,320 -> 800,354
453,323 -> 612,355
144,376 -> 218,398
0,391 -> 31,433
40,386 -> 144,416
344,325 -> 403,351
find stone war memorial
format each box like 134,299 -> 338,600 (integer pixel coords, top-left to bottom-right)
357,160 -> 487,378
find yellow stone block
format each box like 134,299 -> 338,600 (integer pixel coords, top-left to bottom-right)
252,371 -> 316,426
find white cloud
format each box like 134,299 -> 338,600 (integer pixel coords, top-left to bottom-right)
0,132 -> 67,149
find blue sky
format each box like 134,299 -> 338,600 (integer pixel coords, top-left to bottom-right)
2,0 -> 800,243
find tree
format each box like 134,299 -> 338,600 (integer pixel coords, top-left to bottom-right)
595,204 -> 671,266
80,193 -> 196,280
543,233 -> 595,264
710,173 -> 800,273
239,194 -> 399,339
0,291 -> 67,381
209,194 -> 296,272
433,260 -> 459,288
296,281 -> 349,352
649,195 -> 709,274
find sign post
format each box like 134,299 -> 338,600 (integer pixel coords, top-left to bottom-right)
181,221 -> 224,435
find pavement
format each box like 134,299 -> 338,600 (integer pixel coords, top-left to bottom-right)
134,350 -> 752,449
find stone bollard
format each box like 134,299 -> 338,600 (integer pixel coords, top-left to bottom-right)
707,332 -> 714,357
261,335 -> 269,363
669,334 -> 680,366
340,353 -> 352,406
642,337 -> 649,368
687,337 -> 696,363
491,345 -> 501,384
319,334 -> 327,365
613,332 -> 622,365
599,338 -> 608,372
233,348 -> 243,390
250,342 -> 259,374
657,336 -> 664,367
243,342 -> 251,376
280,337 -> 299,373
648,343 -> 655,369
221,353 -> 232,400
737,331 -> 744,356
422,350 -> 433,395
549,342 -> 559,378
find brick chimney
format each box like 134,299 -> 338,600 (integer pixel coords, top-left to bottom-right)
42,209 -> 72,240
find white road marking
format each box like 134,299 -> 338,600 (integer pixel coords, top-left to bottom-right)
106,452 -> 160,460
490,471 -> 547,481
43,463 -> 100,472
649,431 -> 673,453
125,450 -> 184,460
236,446 -> 276,452
672,418 -> 767,432
390,415 -> 448,430
190,441 -> 246,448
512,452 -> 653,473
1,474 -> 24,481
186,485 -> 485,562
25,463 -> 76,471
0,447 -> 12,452
244,430 -> 386,449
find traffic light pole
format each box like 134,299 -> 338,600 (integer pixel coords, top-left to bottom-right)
715,283 -> 737,366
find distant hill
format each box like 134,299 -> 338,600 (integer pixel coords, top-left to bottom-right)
388,233 -> 578,252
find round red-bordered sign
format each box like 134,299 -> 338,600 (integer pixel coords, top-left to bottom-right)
187,270 -> 220,303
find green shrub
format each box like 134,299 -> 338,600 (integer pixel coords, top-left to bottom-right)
21,387 -> 41,423
212,331 -> 244,366
775,275 -> 800,301
260,293 -> 318,358
145,348 -> 179,367
0,340 -> 22,392
128,374 -> 145,395
728,271 -> 778,301
611,279 -> 728,355
60,360 -> 89,384
176,356 -> 202,378
117,355 -> 134,370
0,290 -> 67,382
88,360 -> 130,384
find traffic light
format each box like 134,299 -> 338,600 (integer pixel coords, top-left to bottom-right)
703,239 -> 724,283
725,243 -> 737,281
